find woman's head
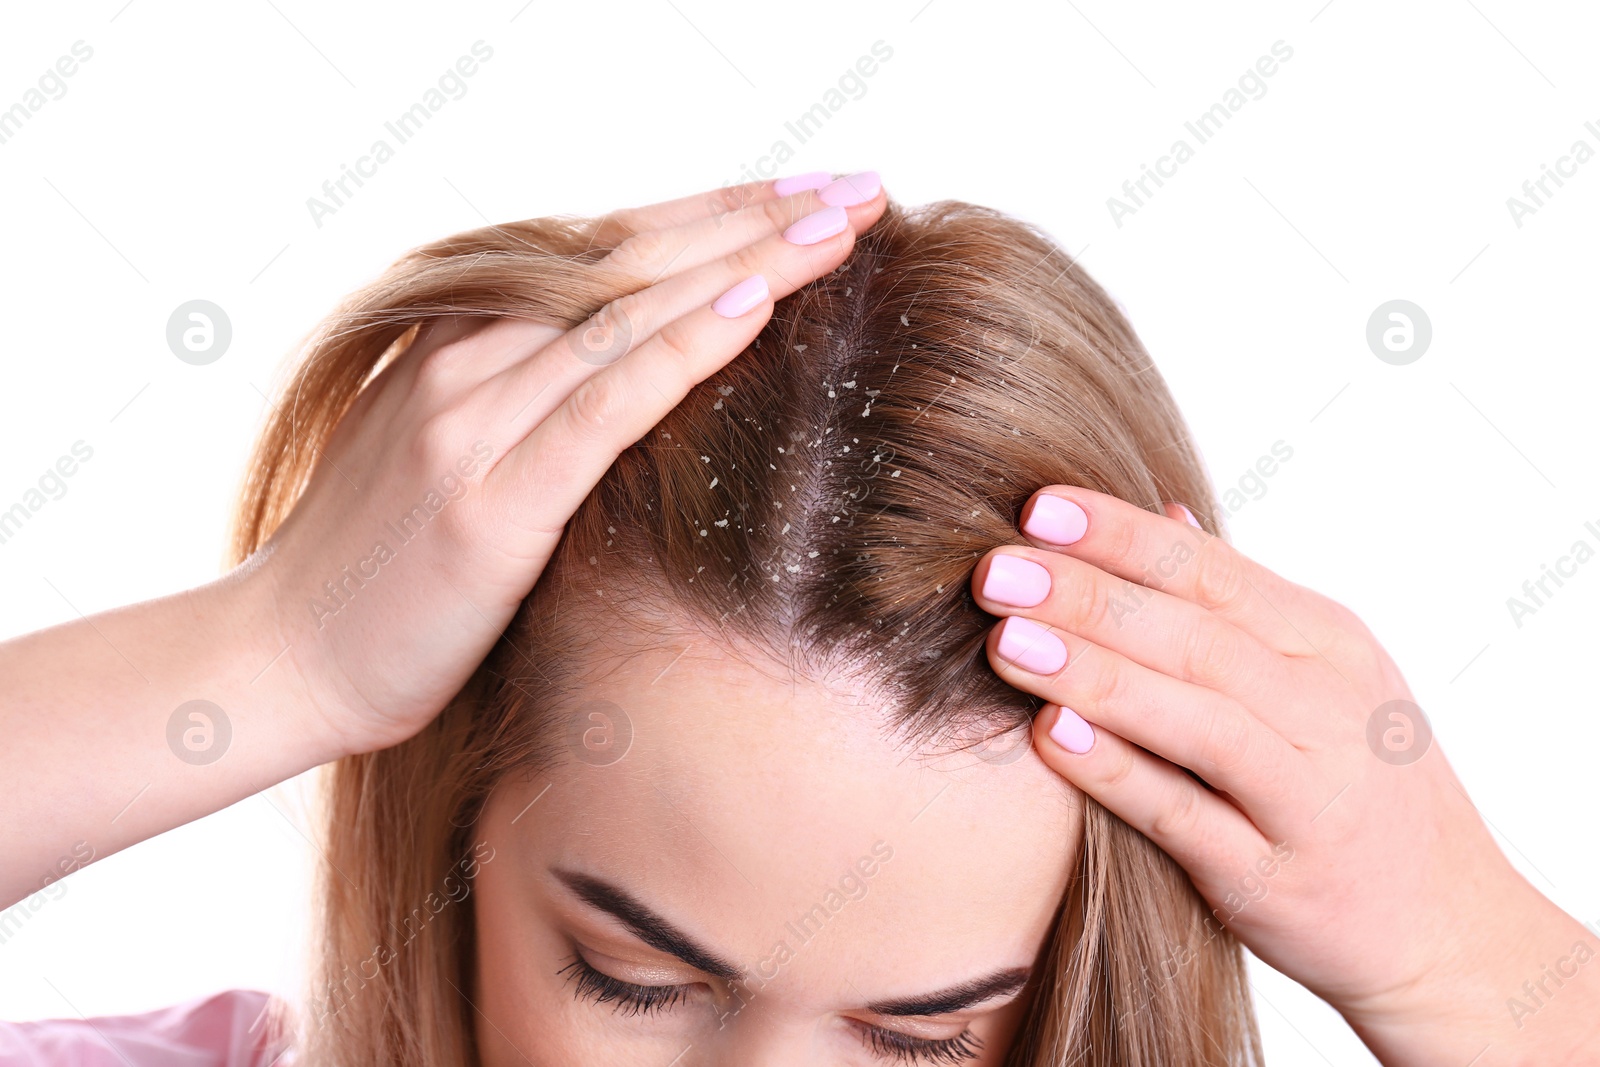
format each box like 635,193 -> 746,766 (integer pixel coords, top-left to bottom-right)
233,197 -> 1261,1065
469,630 -> 1080,1065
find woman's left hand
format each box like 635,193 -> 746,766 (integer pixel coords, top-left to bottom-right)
971,486 -> 1600,1067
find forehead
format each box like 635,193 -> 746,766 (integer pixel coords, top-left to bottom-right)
496,637 -> 1081,1002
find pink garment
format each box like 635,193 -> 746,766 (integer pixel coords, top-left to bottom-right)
0,989 -> 295,1066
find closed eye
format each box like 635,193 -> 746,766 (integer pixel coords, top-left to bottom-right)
557,953 -> 697,1017
559,953 -> 984,1063
854,1019 -> 984,1064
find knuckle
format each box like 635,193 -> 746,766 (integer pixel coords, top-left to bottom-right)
1328,621 -> 1381,677
609,230 -> 673,277
1150,779 -> 1203,842
411,342 -> 461,393
596,209 -> 645,247
1190,540 -> 1250,613
1326,598 -> 1369,639
563,373 -> 628,441
1330,594 -> 1362,623
1075,571 -> 1125,632
1101,511 -> 1143,571
728,238 -> 768,281
1077,651 -> 1128,713
653,321 -> 697,367
713,182 -> 758,216
412,407 -> 462,463
761,194 -> 804,231
604,292 -> 646,339
568,298 -> 639,365
1195,703 -> 1254,780
1178,621 -> 1239,686
1100,744 -> 1138,791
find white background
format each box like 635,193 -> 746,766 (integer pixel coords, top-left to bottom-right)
2,2 -> 1597,1064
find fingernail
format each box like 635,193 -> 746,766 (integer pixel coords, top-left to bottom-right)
818,170 -> 882,207
712,274 -> 769,318
783,205 -> 849,246
1176,503 -> 1202,529
1022,495 -> 1088,545
981,554 -> 1051,608
774,171 -> 832,197
996,616 -> 1068,675
1048,705 -> 1095,754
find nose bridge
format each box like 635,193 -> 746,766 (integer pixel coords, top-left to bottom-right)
687,1000 -> 844,1067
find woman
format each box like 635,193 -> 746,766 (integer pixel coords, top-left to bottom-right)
2,172 -> 1595,1065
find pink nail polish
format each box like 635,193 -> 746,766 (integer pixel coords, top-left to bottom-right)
712,274 -> 769,318
773,171 -> 832,197
981,554 -> 1051,608
1176,504 -> 1202,529
783,205 -> 849,246
817,170 -> 882,207
1049,706 -> 1095,754
1022,495 -> 1088,545
996,616 -> 1068,675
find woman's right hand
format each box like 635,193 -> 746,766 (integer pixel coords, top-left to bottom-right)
0,172 -> 885,907
255,172 -> 889,759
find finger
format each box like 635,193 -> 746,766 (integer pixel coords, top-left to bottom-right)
338,318 -> 563,451
1159,500 -> 1202,528
972,546 -> 1291,714
481,278 -> 777,555
474,199 -> 871,441
592,172 -> 884,293
590,170 -> 851,247
407,177 -> 887,396
1031,704 -> 1269,881
1019,486 -> 1344,657
394,316 -> 565,398
984,616 -> 1308,822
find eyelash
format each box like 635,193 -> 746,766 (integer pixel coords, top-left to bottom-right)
557,954 -> 692,1017
558,953 -> 984,1064
861,1023 -> 984,1065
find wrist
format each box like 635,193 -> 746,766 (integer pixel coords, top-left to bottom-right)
208,546 -> 356,767
1339,879 -> 1600,1067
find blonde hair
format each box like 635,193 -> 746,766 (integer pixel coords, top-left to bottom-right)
232,197 -> 1263,1066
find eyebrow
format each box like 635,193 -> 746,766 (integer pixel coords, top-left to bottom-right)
554,869 -> 744,982
867,968 -> 1033,1016
553,869 -> 1034,1016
